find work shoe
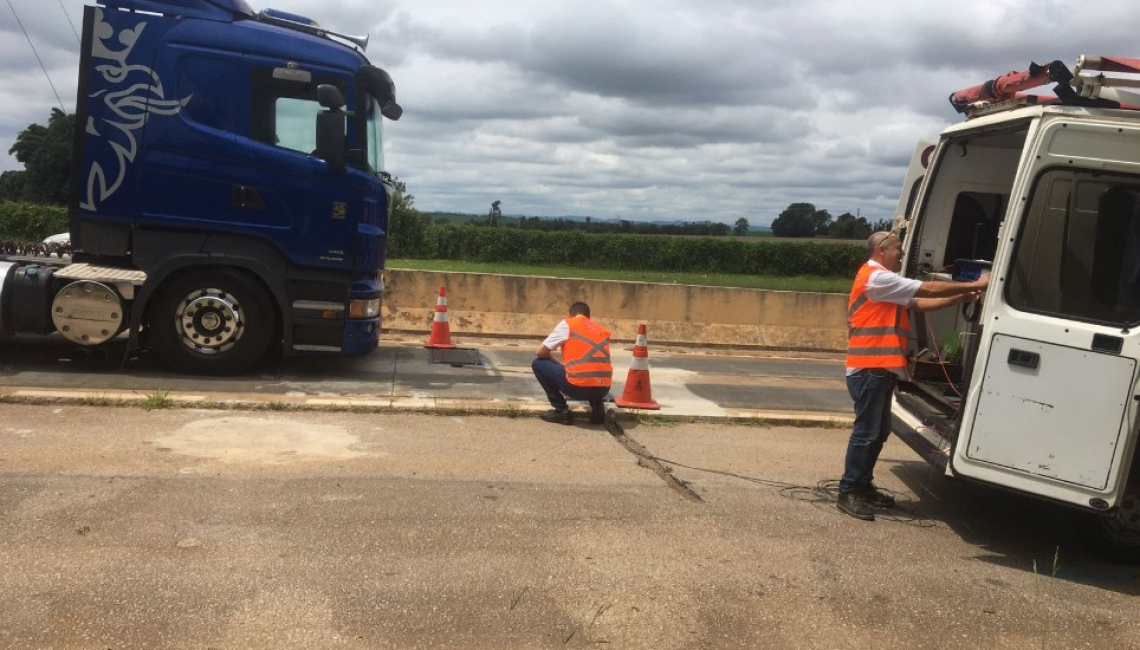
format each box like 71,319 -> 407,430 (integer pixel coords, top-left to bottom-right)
589,401 -> 606,425
836,492 -> 875,521
540,409 -> 574,425
860,485 -> 896,509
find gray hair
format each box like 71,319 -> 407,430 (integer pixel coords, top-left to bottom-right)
866,231 -> 892,258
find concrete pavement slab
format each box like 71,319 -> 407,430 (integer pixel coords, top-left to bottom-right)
0,404 -> 1135,649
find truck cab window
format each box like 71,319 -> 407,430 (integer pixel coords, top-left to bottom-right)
250,68 -> 348,156
366,98 -> 384,172
1008,170 -> 1140,325
274,97 -> 319,154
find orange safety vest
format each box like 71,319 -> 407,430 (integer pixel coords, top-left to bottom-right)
845,263 -> 910,370
563,316 -> 613,387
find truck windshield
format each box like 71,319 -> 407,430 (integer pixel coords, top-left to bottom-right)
367,98 -> 384,173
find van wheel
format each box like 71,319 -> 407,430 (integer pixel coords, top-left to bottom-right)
150,269 -> 276,376
1079,489 -> 1140,565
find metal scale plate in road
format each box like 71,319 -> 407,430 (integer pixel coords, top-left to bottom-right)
428,348 -> 483,367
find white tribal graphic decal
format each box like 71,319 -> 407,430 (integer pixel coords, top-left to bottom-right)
81,8 -> 192,211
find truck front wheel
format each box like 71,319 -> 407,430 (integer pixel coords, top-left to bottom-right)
150,269 -> 276,375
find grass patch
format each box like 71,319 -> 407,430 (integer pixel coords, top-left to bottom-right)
140,390 -> 174,411
635,413 -> 680,427
387,259 -> 849,293
77,394 -> 122,407
499,405 -> 528,419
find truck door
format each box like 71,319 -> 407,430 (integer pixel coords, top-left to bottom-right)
75,6 -> 183,250
951,117 -> 1140,511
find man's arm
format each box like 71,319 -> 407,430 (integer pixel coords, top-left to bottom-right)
912,290 -> 983,313
914,274 -> 989,298
536,319 -> 569,360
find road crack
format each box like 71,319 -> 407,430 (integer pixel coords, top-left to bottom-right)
604,416 -> 703,503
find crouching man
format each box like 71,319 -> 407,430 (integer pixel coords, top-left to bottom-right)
532,302 -> 612,425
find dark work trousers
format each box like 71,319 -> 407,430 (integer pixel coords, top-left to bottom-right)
840,368 -> 897,494
531,358 -> 609,410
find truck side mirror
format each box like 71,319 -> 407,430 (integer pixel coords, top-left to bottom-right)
314,84 -> 346,165
357,65 -> 403,121
317,84 -> 345,110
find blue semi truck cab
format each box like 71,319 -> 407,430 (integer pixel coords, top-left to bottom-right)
0,0 -> 402,374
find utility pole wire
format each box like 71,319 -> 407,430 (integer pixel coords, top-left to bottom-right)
57,0 -> 80,44
6,0 -> 67,112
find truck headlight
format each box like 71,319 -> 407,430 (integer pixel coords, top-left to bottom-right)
348,298 -> 380,318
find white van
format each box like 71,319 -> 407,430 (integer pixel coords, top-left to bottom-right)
891,56 -> 1140,563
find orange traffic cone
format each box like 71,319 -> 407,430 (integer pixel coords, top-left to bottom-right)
424,286 -> 457,349
615,323 -> 660,410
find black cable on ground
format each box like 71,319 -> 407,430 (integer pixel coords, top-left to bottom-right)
608,414 -> 936,526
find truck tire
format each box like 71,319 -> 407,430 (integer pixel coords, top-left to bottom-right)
149,269 -> 276,376
1078,489 -> 1140,565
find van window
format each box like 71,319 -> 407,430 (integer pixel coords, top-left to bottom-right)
942,191 -> 1005,267
1008,169 -> 1140,325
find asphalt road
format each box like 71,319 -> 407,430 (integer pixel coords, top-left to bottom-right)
0,333 -> 852,419
0,404 -> 1137,649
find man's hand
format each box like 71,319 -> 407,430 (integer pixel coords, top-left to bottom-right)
972,271 -> 990,291
957,289 -> 984,304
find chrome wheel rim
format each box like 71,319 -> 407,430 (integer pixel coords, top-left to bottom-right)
174,288 -> 245,354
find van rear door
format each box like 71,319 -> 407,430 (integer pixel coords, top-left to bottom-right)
893,140 -> 936,235
951,114 -> 1140,511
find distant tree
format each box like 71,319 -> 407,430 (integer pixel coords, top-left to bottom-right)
384,175 -> 429,257
0,170 -> 27,202
488,200 -> 502,227
770,203 -> 832,237
733,217 -> 750,236
827,212 -> 873,239
7,108 -> 75,205
871,218 -> 893,232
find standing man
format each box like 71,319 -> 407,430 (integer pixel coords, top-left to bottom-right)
838,231 -> 989,521
533,302 -> 612,425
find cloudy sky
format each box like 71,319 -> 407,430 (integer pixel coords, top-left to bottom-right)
3,0 -> 1140,225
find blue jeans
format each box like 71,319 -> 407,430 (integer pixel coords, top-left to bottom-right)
532,358 -> 609,410
840,368 -> 897,494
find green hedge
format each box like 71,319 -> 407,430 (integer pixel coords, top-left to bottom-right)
0,203 -> 864,278
0,201 -> 68,241
409,225 -> 863,278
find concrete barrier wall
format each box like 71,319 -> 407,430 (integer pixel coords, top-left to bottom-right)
383,270 -> 849,351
